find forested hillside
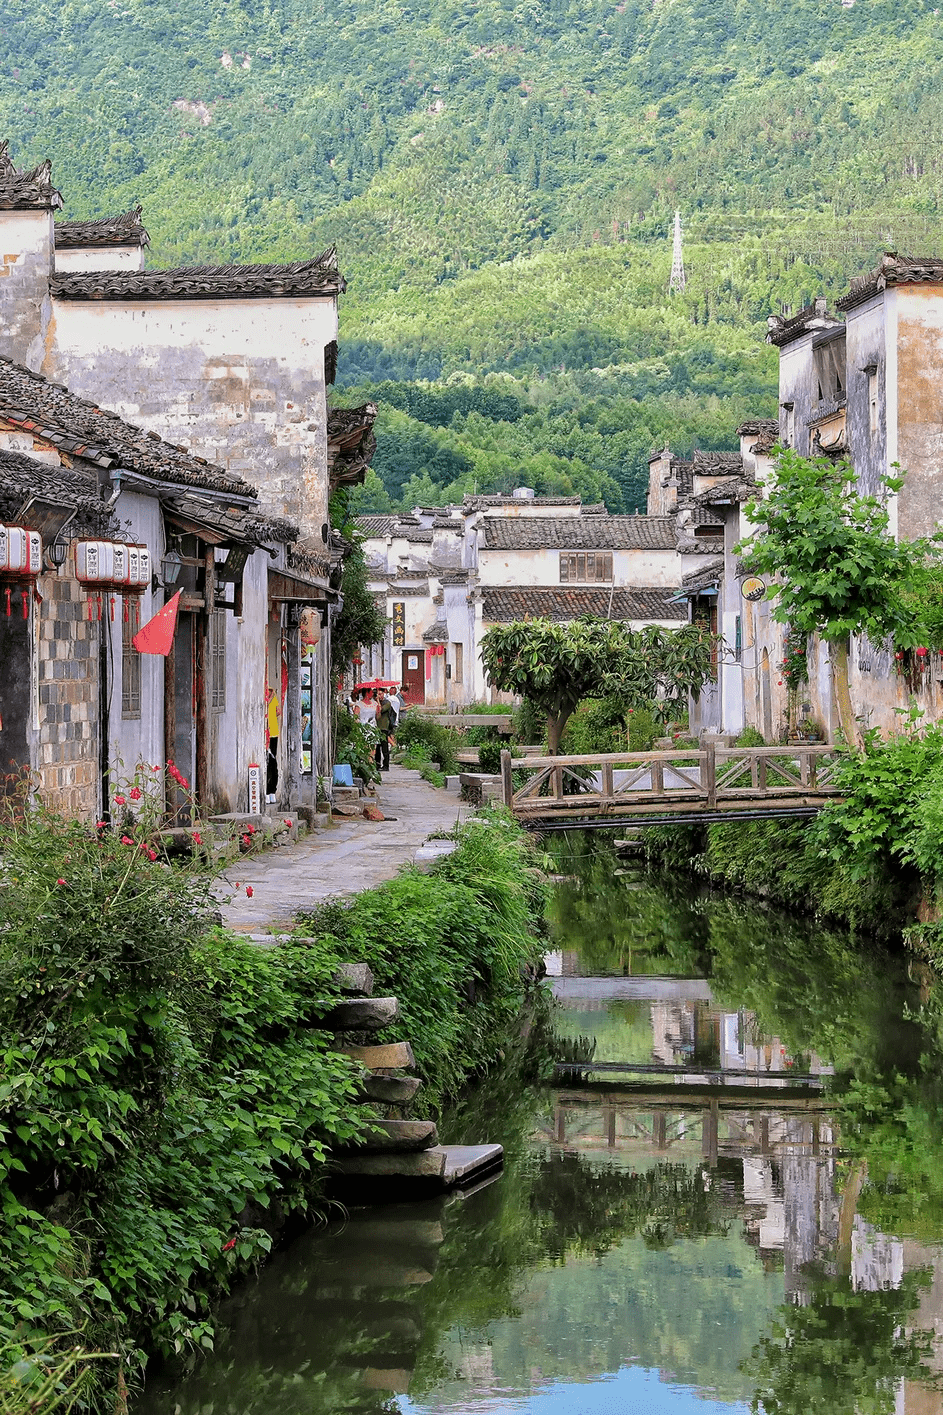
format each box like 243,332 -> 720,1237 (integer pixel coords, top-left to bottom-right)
2,0 -> 942,508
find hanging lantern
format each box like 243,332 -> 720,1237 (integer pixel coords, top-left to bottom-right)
0,525 -> 42,577
75,540 -> 151,594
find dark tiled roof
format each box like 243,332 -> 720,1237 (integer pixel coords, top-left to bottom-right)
356,515 -> 398,536
462,494 -> 583,510
751,429 -> 779,455
355,514 -> 434,543
435,569 -> 469,585
0,359 -> 255,497
692,450 -> 743,475
838,252 -> 943,311
767,302 -> 842,347
480,587 -> 685,623
680,558 -> 724,595
422,618 -> 449,642
50,247 -> 346,301
327,404 -> 377,491
689,506 -> 726,527
0,448 -> 114,533
165,491 -> 296,546
55,206 -> 149,248
686,477 -> 758,508
736,419 -> 779,437
480,515 -> 677,551
0,141 -> 62,211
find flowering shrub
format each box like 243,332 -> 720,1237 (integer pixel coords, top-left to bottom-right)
780,627 -> 808,691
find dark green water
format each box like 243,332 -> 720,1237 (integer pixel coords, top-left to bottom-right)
137,835 -> 943,1415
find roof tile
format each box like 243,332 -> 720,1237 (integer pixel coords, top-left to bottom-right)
480,586 -> 685,623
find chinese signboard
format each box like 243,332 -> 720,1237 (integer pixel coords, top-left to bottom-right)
392,601 -> 406,646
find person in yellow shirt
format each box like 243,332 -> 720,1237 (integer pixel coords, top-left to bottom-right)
265,686 -> 280,797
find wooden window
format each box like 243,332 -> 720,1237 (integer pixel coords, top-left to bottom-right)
122,604 -> 141,720
452,642 -> 464,684
559,552 -> 612,583
210,609 -> 227,712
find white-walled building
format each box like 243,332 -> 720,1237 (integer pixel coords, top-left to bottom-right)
0,140 -> 370,816
357,490 -> 712,708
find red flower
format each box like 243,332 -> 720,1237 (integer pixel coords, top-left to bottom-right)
96,819 -> 106,830
120,835 -> 134,846
147,848 -> 157,862
242,834 -> 251,847
114,794 -> 126,806
283,818 -> 292,827
245,885 -> 254,898
56,877 -> 67,887
192,831 -> 203,846
129,787 -> 142,801
222,1237 -> 237,1252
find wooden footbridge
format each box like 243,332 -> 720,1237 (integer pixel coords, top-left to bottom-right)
499,743 -> 842,826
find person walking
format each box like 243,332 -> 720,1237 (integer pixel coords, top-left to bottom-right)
387,686 -> 402,746
375,691 -> 393,772
356,689 -> 377,728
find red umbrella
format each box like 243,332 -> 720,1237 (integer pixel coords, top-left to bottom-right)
354,678 -> 398,692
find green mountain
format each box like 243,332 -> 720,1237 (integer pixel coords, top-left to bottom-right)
3,0 -> 942,509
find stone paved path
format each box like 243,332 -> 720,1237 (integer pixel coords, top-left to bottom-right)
219,765 -> 470,933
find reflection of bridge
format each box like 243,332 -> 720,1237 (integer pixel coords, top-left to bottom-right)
544,1089 -> 837,1166
502,743 -> 842,825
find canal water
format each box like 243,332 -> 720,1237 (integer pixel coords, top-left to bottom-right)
138,834 -> 943,1414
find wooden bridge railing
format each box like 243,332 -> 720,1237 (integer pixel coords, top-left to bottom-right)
500,744 -> 842,820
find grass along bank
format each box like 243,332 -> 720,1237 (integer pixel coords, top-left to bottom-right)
0,801 -> 547,1414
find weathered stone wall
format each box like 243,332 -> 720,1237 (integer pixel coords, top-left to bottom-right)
36,564 -> 99,818
44,295 -> 338,539
891,287 -> 943,544
0,210 -> 55,372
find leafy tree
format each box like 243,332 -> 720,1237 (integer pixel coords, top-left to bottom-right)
740,451 -> 943,744
480,617 -> 714,752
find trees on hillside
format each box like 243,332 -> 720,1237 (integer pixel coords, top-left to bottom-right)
479,617 -> 715,752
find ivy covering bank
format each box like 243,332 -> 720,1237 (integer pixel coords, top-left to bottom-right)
0,800 -> 547,1413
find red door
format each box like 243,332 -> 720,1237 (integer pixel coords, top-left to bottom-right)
400,650 -> 425,706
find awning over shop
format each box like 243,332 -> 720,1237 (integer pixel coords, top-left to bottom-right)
267,566 -> 333,606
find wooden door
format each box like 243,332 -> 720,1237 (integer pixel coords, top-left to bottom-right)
400,650 -> 425,706
0,599 -> 30,790
172,612 -> 196,820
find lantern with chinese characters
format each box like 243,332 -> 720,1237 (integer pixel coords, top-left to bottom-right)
75,540 -> 150,593
0,525 -> 42,577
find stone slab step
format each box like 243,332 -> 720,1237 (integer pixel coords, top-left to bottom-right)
320,997 -> 399,1032
344,1120 -> 437,1153
333,1148 -> 446,1180
333,961 -> 374,996
356,1074 -> 422,1104
339,1041 -> 415,1071
441,1143 -> 504,1188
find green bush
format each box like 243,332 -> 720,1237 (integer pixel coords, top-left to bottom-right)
333,707 -> 380,783
627,705 -> 659,752
513,698 -> 544,747
735,725 -> 766,747
0,793 -> 548,1411
396,713 -> 461,773
0,787 -> 364,1409
297,808 -> 549,1108
561,696 -> 627,754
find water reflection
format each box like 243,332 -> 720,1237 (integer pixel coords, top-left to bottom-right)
137,835 -> 943,1415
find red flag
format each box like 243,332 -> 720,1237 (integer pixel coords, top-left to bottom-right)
132,590 -> 182,656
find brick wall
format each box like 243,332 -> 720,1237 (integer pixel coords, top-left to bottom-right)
36,570 -> 100,818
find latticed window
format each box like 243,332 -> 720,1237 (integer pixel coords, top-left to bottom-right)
210,609 -> 227,712
122,603 -> 142,720
559,552 -> 612,583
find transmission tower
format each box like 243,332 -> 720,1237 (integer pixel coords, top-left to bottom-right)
668,209 -> 686,293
